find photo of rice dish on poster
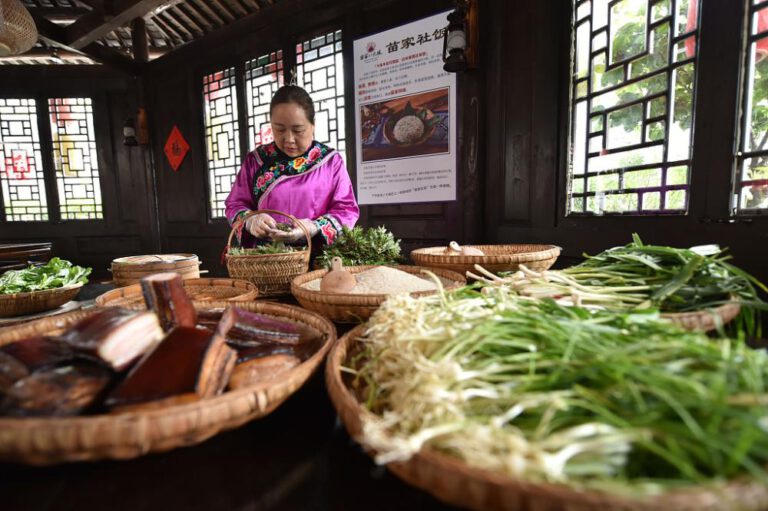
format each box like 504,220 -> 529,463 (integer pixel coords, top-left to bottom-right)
360,88 -> 449,162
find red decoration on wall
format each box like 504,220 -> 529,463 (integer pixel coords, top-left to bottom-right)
164,125 -> 190,172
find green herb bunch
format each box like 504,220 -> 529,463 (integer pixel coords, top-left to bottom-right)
0,258 -> 91,294
317,226 -> 402,268
229,242 -> 296,255
484,234 -> 768,336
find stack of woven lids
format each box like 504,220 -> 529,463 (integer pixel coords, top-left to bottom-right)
0,242 -> 52,273
110,254 -> 200,287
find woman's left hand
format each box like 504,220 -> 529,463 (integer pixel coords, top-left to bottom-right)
269,219 -> 318,242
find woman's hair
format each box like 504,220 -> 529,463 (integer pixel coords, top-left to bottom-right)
270,85 -> 315,125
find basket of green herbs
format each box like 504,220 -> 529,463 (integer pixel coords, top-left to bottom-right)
0,258 -> 91,317
327,285 -> 768,510
315,226 -> 402,269
471,234 -> 767,335
224,209 -> 310,297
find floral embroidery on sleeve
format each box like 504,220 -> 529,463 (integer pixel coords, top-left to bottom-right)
314,215 -> 342,245
232,209 -> 250,244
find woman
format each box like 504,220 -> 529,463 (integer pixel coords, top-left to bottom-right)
225,85 -> 359,248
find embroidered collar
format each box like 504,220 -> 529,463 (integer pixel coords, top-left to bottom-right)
252,141 -> 332,204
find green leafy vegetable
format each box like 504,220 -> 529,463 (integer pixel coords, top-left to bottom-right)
0,258 -> 91,294
351,286 -> 768,495
317,226 -> 402,268
228,242 -> 296,255
476,234 -> 768,336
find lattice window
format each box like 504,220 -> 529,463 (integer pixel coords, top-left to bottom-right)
203,67 -> 240,219
296,30 -> 346,163
568,0 -> 699,215
246,51 -> 284,152
0,98 -> 49,221
49,97 -> 104,220
735,0 -> 768,212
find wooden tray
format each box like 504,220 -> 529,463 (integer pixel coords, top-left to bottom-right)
411,244 -> 561,275
0,300 -> 336,465
94,278 -> 258,309
291,265 -> 465,323
326,325 -> 768,511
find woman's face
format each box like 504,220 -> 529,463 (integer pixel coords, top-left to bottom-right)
270,102 -> 315,157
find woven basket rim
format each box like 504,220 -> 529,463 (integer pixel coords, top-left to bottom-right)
411,244 -> 562,263
0,301 -> 336,464
326,325 -> 768,511
111,254 -> 199,265
94,278 -> 258,307
0,282 -> 83,301
292,265 -> 466,303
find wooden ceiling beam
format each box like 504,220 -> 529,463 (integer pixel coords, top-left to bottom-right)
165,6 -> 202,38
65,0 -> 170,49
177,2 -> 213,30
30,12 -> 140,73
188,0 -> 225,27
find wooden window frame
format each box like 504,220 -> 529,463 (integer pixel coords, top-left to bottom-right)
0,92 -> 108,225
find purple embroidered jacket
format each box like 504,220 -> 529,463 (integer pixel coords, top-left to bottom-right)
224,146 -> 359,247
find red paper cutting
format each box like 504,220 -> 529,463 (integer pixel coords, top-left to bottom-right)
164,125 -> 190,172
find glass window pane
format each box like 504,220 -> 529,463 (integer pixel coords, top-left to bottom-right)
245,50 -> 284,151
735,2 -> 768,212
568,0 -> 699,215
203,67 -> 240,219
48,97 -> 103,220
0,98 -> 49,221
296,30 -> 346,163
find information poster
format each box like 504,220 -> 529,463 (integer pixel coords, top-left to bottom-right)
353,11 -> 457,205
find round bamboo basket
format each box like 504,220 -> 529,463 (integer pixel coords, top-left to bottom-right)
225,209 -> 311,297
0,300 -> 336,465
94,278 -> 258,309
0,283 -> 83,318
291,265 -> 466,323
662,301 -> 741,332
111,254 -> 201,287
411,244 -> 562,275
327,325 -> 768,511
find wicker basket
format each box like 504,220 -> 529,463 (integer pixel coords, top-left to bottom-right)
224,209 -> 311,297
291,265 -> 466,323
662,301 -> 741,332
411,244 -> 562,275
0,283 -> 83,318
0,300 -> 336,465
94,278 -> 258,309
327,325 -> 768,511
111,254 -> 201,287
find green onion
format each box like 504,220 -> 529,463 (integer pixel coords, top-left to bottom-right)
470,234 -> 768,337
350,286 -> 768,495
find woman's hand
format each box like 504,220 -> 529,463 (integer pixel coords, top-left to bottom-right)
244,213 -> 277,238
269,219 -> 318,243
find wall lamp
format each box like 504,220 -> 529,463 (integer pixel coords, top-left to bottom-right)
442,0 -> 478,73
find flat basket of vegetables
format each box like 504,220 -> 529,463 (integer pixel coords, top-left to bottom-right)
411,243 -> 562,275
0,258 -> 91,317
327,287 -> 768,511
471,235 -> 766,335
224,209 -> 311,297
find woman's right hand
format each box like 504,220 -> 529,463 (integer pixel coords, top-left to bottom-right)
244,213 -> 277,238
